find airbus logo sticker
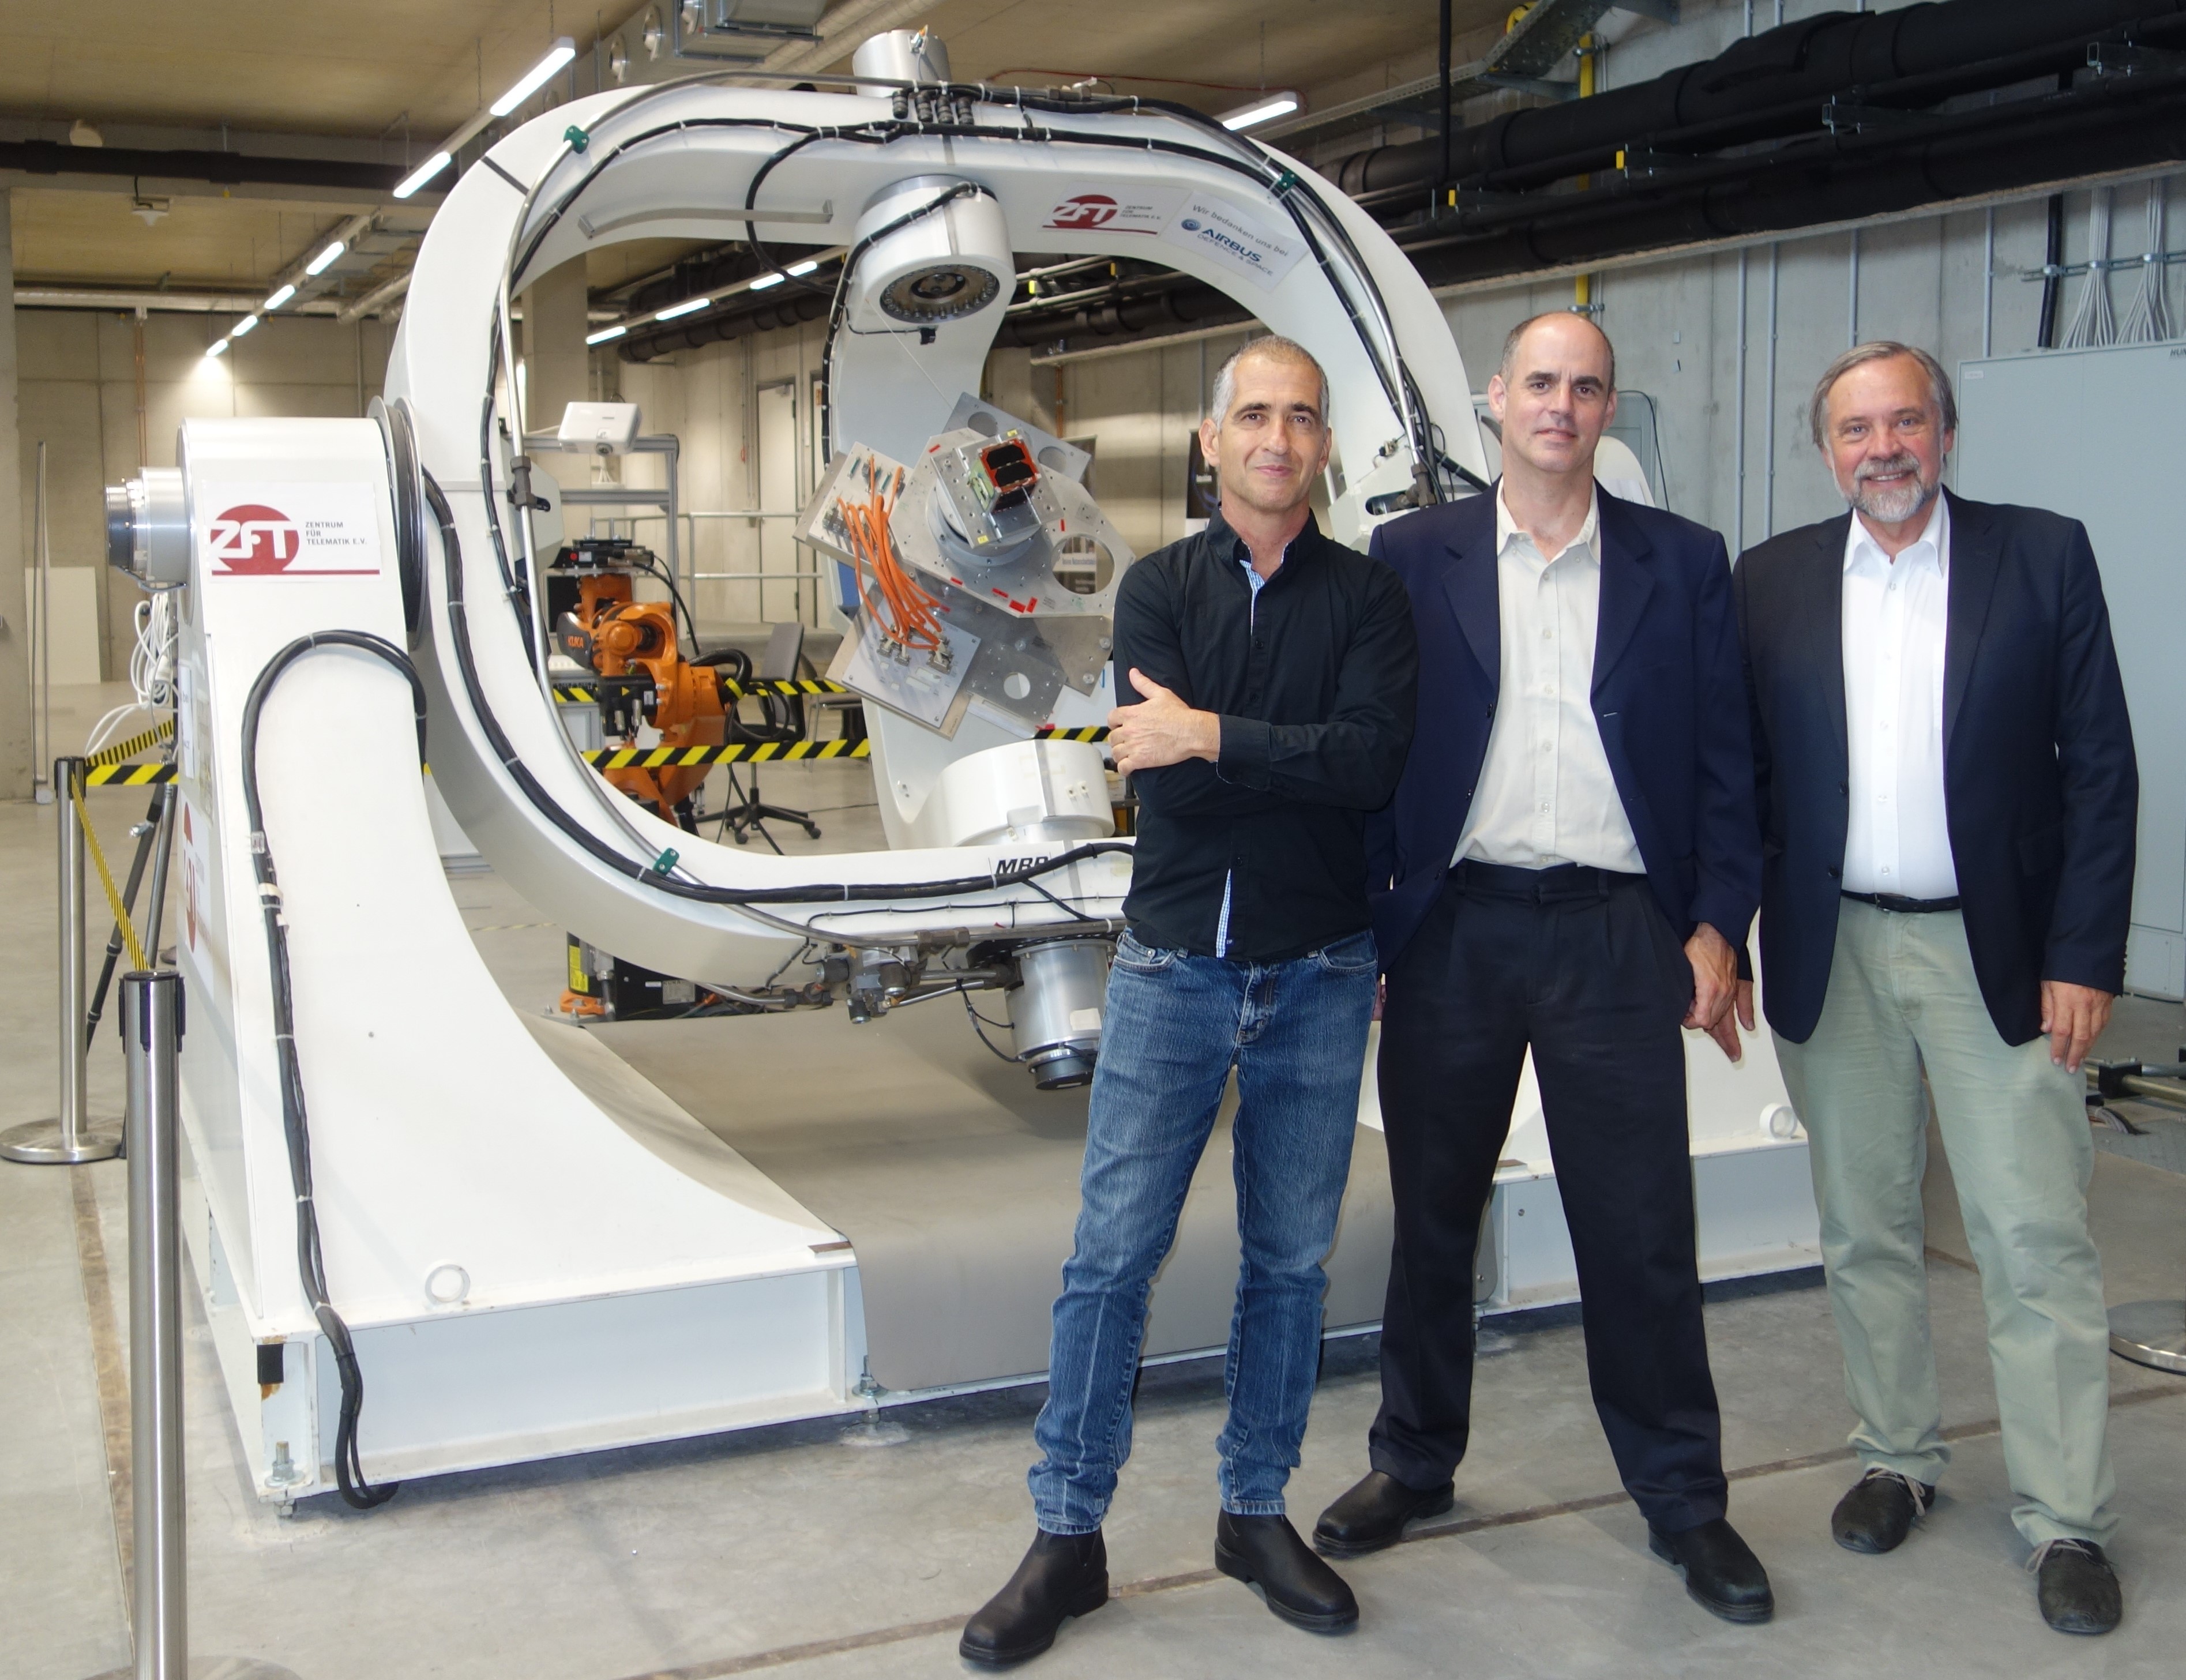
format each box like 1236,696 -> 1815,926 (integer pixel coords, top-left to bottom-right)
1156,191 -> 1304,292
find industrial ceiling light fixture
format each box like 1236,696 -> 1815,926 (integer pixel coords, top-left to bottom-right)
264,283 -> 297,310
231,314 -> 261,337
1218,92 -> 1301,130
654,295 -> 709,320
491,37 -> 578,118
205,337 -> 231,358
749,271 -> 786,290
586,324 -> 628,344
305,240 -> 345,276
393,151 -> 454,200
786,259 -> 820,276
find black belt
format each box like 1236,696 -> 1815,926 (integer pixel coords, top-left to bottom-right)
1842,889 -> 1962,914
1449,859 -> 1648,903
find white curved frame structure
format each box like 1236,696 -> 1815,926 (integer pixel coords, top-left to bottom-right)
159,79 -> 1814,1505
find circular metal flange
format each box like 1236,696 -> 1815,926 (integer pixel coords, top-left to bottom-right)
1,1118 -> 122,1165
2108,1299 -> 2186,1374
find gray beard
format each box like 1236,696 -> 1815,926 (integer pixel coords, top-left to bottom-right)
1844,465 -> 1937,525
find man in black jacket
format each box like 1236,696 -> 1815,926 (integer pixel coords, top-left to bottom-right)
1313,311 -> 1774,1626
959,337 -> 1417,1668
1735,341 -> 2136,1636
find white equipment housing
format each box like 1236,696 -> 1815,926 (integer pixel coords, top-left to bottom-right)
125,69 -> 1816,1504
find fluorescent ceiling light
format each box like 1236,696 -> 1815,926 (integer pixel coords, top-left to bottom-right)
491,37 -> 577,117
393,151 -> 452,200
1220,94 -> 1300,130
749,272 -> 786,290
586,324 -> 628,345
263,283 -> 296,310
231,314 -> 260,337
655,296 -> 709,321
205,338 -> 230,358
305,240 -> 345,276
786,260 -> 819,277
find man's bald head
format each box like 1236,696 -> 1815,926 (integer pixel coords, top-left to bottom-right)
1499,311 -> 1617,393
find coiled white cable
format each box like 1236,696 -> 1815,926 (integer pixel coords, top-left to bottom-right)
84,588 -> 177,754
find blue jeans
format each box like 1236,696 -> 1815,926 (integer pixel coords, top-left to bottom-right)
1028,927 -> 1379,1534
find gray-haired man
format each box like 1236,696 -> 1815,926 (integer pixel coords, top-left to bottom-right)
959,336 -> 1417,1666
1734,341 -> 2137,1634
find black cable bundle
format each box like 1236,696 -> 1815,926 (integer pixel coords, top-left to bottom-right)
240,629 -> 427,1510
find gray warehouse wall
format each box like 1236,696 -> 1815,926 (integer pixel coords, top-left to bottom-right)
15,308 -> 393,683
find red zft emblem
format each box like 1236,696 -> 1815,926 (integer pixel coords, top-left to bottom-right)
1048,194 -> 1119,230
208,504 -> 302,573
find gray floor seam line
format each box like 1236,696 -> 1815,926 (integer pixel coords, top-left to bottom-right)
70,1160 -> 135,1628
602,1382 -> 2186,1680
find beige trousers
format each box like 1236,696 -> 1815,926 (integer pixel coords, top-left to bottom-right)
1774,899 -> 2116,1548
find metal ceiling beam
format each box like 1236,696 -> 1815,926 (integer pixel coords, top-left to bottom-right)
13,286 -> 348,315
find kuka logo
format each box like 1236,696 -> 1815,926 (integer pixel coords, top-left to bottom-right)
208,503 -> 302,573
1047,193 -> 1119,230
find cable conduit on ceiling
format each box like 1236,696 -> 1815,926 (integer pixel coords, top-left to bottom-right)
1326,0 -> 2186,200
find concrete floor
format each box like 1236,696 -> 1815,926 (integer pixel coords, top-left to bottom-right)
4,684 -> 2184,1680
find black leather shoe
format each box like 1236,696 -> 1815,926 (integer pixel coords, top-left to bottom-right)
1312,1470 -> 1456,1557
959,1530 -> 1109,1668
1648,1518 -> 1775,1623
1831,1468 -> 1934,1554
1215,1512 -> 1359,1632
2034,1539 -> 2121,1636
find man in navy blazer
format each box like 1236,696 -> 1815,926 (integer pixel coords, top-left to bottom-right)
1734,342 -> 2135,1635
1312,313 -> 1771,1623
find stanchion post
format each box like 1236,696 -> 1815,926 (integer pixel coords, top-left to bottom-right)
2,756 -> 122,1164
123,970 -> 186,1680
87,970 -> 300,1680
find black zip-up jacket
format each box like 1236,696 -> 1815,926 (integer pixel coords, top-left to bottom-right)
1114,507 -> 1418,962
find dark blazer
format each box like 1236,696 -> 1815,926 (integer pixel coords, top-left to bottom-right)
1364,485 -> 1760,969
1733,491 -> 2138,1046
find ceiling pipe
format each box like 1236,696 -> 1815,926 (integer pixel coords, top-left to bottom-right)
1327,0 -> 2186,202
0,138 -> 414,196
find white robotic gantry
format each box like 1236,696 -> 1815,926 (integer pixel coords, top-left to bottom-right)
102,32 -> 1815,1505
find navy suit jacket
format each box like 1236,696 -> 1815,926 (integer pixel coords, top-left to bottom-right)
1364,486 -> 1760,969
1733,491 -> 2138,1046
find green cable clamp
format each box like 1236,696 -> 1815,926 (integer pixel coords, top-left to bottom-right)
564,125 -> 591,153
652,847 -> 680,875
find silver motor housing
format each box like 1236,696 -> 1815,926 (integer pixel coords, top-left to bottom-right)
1008,938 -> 1113,1091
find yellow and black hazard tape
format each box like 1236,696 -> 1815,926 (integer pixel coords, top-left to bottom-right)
86,719 -> 175,769
554,678 -> 852,704
84,724 -> 1110,785
585,739 -> 872,769
87,762 -> 178,786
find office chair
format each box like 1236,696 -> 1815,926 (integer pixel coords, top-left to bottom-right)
719,621 -> 822,852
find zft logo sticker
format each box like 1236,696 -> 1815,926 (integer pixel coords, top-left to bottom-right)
1041,186 -> 1181,237
207,504 -> 302,573
200,481 -> 382,577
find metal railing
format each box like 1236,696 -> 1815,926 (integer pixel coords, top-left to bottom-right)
1,758 -> 122,1164
98,970 -> 301,1680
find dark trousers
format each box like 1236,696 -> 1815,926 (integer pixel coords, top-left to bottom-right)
1368,862 -> 1729,1534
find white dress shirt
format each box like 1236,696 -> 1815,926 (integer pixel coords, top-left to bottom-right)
1841,493 -> 1958,899
1455,486 -> 1646,874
